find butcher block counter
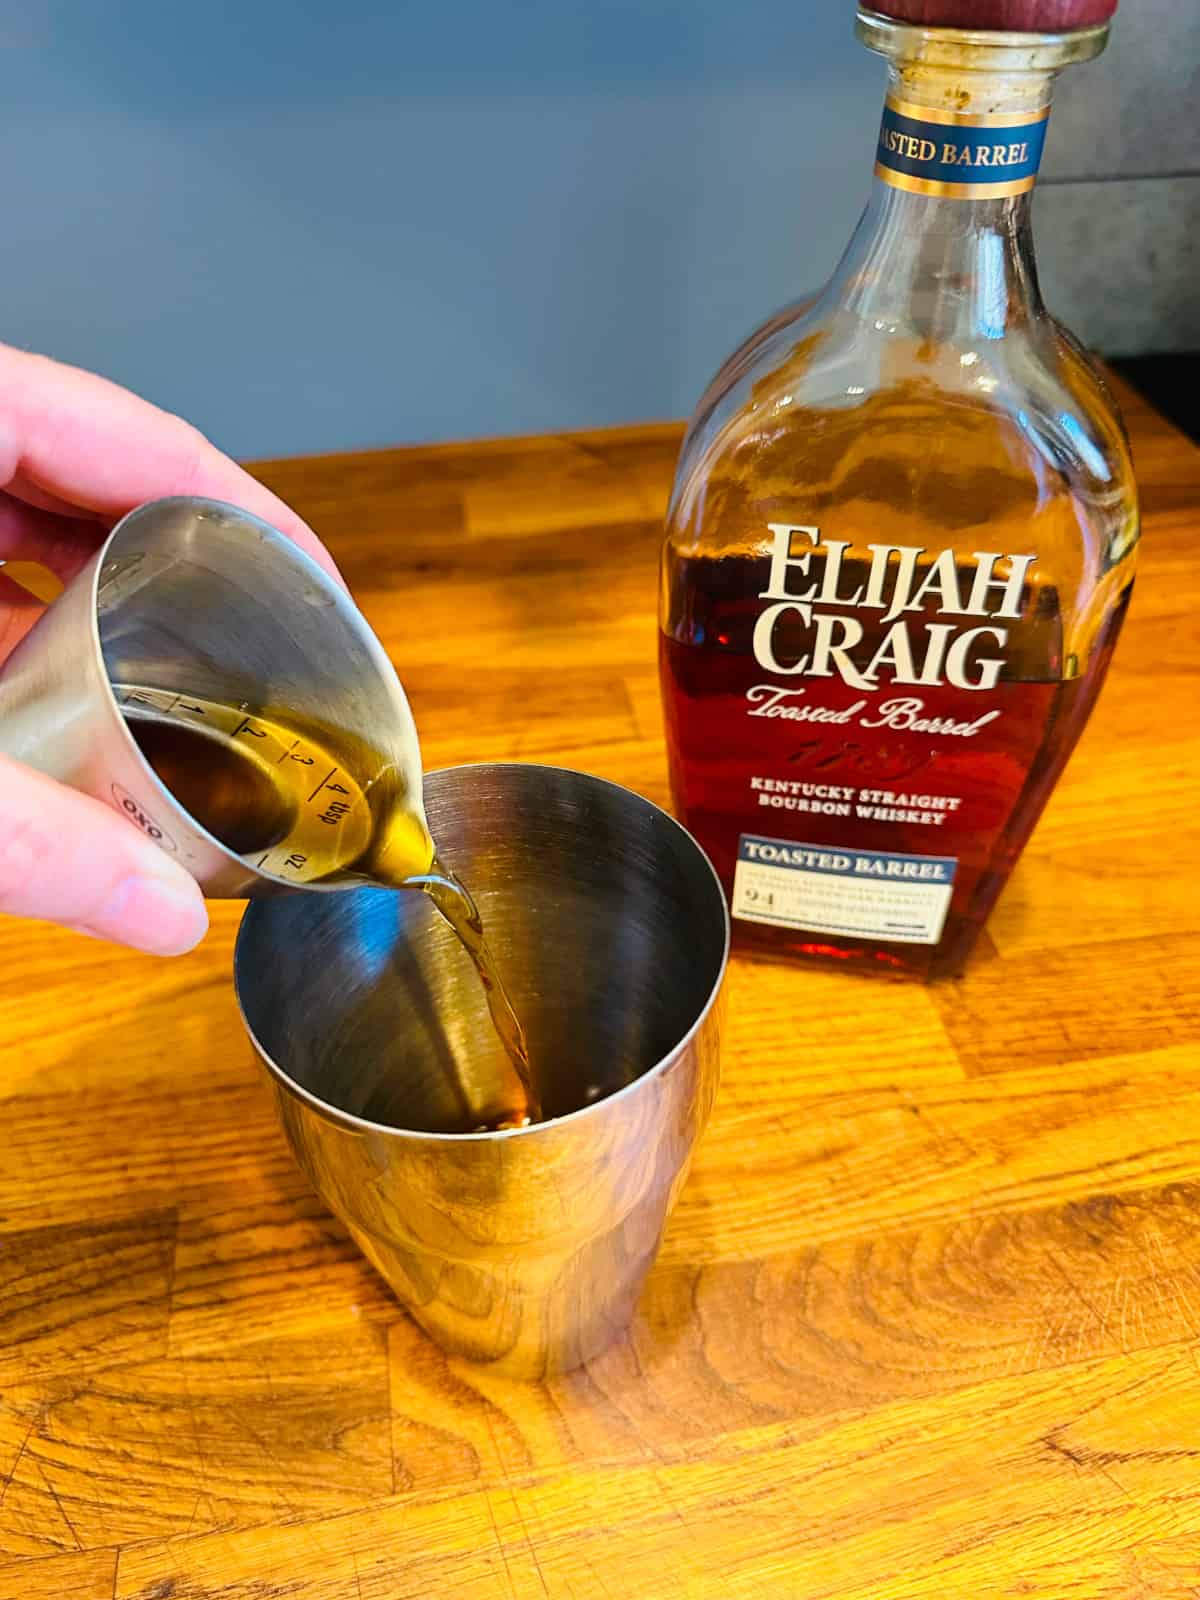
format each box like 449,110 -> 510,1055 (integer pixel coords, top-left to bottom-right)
0,378 -> 1197,1598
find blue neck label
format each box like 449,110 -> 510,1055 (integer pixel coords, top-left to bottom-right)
876,96 -> 1048,198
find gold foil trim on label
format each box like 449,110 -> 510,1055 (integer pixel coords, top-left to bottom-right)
885,95 -> 1051,129
874,163 -> 1038,200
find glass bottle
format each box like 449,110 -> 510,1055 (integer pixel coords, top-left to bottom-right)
659,4 -> 1137,980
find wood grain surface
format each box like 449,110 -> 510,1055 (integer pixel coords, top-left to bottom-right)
0,380 -> 1196,1598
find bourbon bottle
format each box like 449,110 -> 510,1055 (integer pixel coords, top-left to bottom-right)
659,0 -> 1137,980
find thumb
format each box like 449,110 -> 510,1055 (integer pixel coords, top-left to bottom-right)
0,754 -> 208,955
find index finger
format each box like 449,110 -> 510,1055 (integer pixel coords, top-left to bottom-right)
0,345 -> 345,587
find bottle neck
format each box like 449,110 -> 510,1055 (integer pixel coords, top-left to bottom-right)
835,56 -> 1056,339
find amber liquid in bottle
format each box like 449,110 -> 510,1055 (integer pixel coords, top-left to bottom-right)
662,506 -> 1130,981
659,12 -> 1138,979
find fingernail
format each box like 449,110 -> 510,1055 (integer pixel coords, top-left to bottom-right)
84,873 -> 208,956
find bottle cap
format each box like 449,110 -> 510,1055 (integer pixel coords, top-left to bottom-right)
862,1 -> 1117,27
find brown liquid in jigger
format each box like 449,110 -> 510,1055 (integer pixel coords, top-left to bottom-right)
119,685 -> 538,1131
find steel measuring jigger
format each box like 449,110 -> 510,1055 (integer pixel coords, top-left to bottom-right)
0,495 -> 426,896
235,763 -> 729,1379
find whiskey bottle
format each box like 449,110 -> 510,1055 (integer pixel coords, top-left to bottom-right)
659,0 -> 1137,980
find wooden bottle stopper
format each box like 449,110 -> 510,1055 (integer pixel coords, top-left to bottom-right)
864,0 -> 1117,27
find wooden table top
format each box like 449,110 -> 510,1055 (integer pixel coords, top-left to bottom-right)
0,380 -> 1197,1599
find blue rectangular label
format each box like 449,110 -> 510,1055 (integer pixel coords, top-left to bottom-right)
732,834 -> 959,945
876,100 -> 1047,195
738,835 -> 957,884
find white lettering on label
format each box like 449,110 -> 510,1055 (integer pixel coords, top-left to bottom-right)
752,523 -> 1036,692
744,686 -> 1001,737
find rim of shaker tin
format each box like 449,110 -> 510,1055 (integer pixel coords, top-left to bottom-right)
88,495 -> 426,891
234,761 -> 732,1141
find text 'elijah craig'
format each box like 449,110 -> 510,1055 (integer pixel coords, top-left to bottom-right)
752,523 -> 1034,690
659,3 -> 1138,980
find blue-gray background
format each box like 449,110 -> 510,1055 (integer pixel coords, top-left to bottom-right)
4,0 -> 1197,459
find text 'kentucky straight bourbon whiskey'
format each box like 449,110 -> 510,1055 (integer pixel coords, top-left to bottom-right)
660,0 -> 1137,979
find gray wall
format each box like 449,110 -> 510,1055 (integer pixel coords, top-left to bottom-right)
3,1 -> 1195,460
1035,0 -> 1199,361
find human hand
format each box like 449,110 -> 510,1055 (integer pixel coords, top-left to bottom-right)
0,343 -> 344,956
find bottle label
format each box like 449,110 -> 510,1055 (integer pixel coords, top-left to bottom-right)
731,833 -> 958,945
875,96 -> 1049,199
